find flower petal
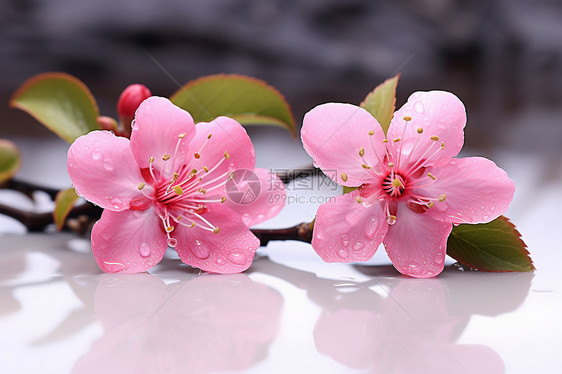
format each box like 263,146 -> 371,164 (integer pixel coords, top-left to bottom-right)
67,130 -> 144,210
91,208 -> 168,273
187,116 -> 256,195
130,97 -> 195,172
421,157 -> 515,224
174,205 -> 260,273
388,91 -> 466,168
384,204 -> 452,278
301,103 -> 387,186
312,191 -> 388,263
225,168 -> 286,227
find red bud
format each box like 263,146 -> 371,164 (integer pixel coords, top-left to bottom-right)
117,84 -> 151,136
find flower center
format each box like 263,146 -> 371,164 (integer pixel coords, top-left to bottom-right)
382,173 -> 406,197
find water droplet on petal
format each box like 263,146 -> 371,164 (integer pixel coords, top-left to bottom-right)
414,101 -> 424,113
103,158 -> 114,171
227,251 -> 247,265
337,249 -> 349,259
104,262 -> 126,272
194,240 -> 202,246
109,197 -> 123,209
215,258 -> 226,266
352,241 -> 364,251
434,256 -> 444,265
167,238 -> 177,248
92,149 -> 102,160
139,243 -> 151,257
365,216 -> 379,238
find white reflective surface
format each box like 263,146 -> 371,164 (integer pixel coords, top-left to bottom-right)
1,128 -> 561,373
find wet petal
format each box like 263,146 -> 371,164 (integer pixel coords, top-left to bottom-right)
421,157 -> 515,224
174,205 -> 259,273
67,130 -> 144,210
312,191 -> 388,263
384,203 -> 452,278
225,168 -> 286,227
91,208 -> 168,273
302,103 -> 387,186
388,91 -> 466,168
130,97 -> 195,172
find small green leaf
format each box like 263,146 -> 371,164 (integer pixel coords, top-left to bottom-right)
170,74 -> 296,137
11,73 -> 100,143
0,140 -> 21,183
447,216 -> 534,272
53,187 -> 80,231
360,74 -> 400,135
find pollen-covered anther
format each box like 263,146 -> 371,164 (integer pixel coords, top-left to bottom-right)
190,222 -> 196,228
388,162 -> 394,168
221,196 -> 226,203
224,151 -> 231,159
213,227 -> 220,234
199,188 -> 207,194
149,156 -> 154,163
430,135 -> 440,142
203,166 -> 209,172
355,196 -> 362,204
174,186 -> 184,195
417,128 -> 424,134
403,116 -> 412,121
341,172 -> 348,182
359,147 -> 365,157
162,154 -> 171,161
392,178 -> 403,188
166,226 -> 174,233
428,201 -> 435,208
393,138 -> 401,142
440,142 -> 445,149
383,139 -> 389,144
194,152 -> 201,159
362,164 -> 371,169
368,130 -> 375,136
438,194 -> 447,202
207,133 -> 212,139
137,182 -> 146,190
427,172 -> 436,180
178,133 -> 186,139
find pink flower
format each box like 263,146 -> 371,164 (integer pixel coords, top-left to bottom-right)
301,91 -> 515,278
68,96 -> 284,274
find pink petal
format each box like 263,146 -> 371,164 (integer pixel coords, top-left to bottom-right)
91,208 -> 168,273
421,157 -> 515,224
187,116 -> 256,195
130,97 -> 195,172
225,168 -> 286,227
312,191 -> 388,263
301,103 -> 387,186
387,91 -> 466,168
67,131 -> 144,210
174,205 -> 260,273
384,203 -> 452,278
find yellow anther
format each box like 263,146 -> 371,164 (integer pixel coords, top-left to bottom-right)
361,164 -> 371,169
392,178 -> 402,188
355,196 -> 362,204
430,135 -> 440,141
388,162 -> 394,168
417,127 -> 424,134
403,116 -> 412,121
137,182 -> 145,190
166,226 -> 174,233
174,186 -> 184,195
179,133 -> 186,139
383,139 -> 389,143
428,201 -> 435,208
438,194 -> 447,202
190,222 -> 196,228
162,154 -> 171,161
228,171 -> 235,180
224,151 -> 230,159
341,172 -> 348,182
149,156 -> 154,163
194,152 -> 201,159
368,130 -> 375,136
177,216 -> 182,221
359,147 -> 365,157
393,138 -> 401,142
427,172 -> 436,180
441,142 -> 445,149
203,166 -> 209,172
221,196 -> 226,203
172,172 -> 179,181
213,227 -> 220,234
207,133 -> 213,139
190,168 -> 197,175
199,188 -> 207,194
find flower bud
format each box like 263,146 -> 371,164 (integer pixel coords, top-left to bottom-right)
117,84 -> 151,136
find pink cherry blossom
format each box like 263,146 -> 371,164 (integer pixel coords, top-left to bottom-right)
67,96 -> 285,274
301,91 -> 515,278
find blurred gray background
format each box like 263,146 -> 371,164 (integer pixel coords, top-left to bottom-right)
1,0 -> 561,157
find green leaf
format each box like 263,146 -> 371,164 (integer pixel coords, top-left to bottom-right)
360,74 -> 400,135
53,187 -> 80,231
447,216 -> 534,272
11,73 -> 100,143
0,140 -> 21,183
170,74 -> 296,137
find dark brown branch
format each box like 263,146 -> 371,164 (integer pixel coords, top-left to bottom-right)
252,222 -> 313,246
4,179 -> 61,200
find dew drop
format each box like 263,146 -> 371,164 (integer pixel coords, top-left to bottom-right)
414,101 -> 424,113
103,262 -> 125,272
139,243 -> 151,257
227,251 -> 247,265
434,256 -> 444,265
337,249 -> 349,259
341,234 -> 350,247
167,238 -> 177,248
92,149 -> 102,160
352,241 -> 364,251
215,258 -> 226,266
194,239 -> 202,246
365,216 -> 379,238
109,197 -> 123,209
103,158 -> 114,171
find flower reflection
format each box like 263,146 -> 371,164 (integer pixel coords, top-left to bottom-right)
311,270 -> 533,373
73,272 -> 282,374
